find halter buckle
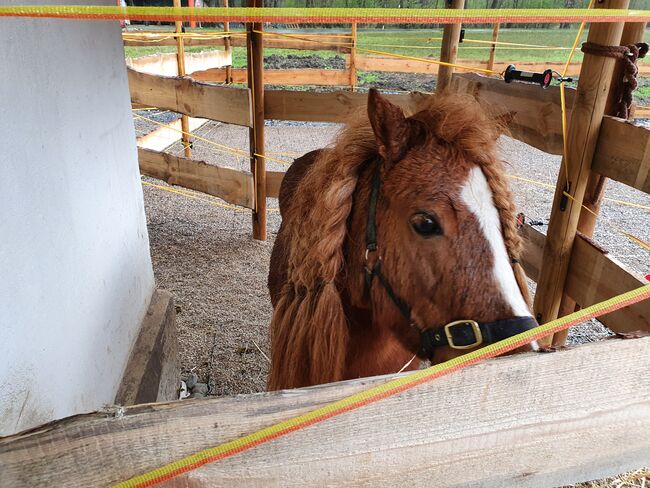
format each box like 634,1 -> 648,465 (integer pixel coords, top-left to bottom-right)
444,320 -> 482,350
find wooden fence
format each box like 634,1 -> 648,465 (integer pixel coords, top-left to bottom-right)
3,4 -> 646,486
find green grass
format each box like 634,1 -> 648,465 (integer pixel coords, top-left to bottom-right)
124,27 -> 590,66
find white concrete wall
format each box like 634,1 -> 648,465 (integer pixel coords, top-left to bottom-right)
0,0 -> 155,435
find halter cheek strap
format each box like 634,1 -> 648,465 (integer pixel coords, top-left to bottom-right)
363,160 -> 536,360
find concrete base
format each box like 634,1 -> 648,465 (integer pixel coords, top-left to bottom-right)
115,289 -> 179,405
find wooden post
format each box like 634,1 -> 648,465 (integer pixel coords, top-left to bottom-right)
247,0 -> 266,241
173,0 -> 192,158
436,0 -> 464,93
224,0 -> 232,84
552,20 -> 646,346
487,23 -> 500,72
532,0 -> 630,345
349,22 -> 357,92
188,0 -> 196,29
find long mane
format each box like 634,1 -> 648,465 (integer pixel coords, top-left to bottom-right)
267,94 -> 526,390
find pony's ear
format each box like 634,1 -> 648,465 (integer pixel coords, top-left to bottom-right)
367,88 -> 412,165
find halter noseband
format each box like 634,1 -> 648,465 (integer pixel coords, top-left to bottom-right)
363,160 -> 537,360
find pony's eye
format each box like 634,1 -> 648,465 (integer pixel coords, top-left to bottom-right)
410,213 -> 443,237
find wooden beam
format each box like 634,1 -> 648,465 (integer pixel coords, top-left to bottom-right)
592,116 -> 650,195
266,170 -> 284,198
450,72 -> 574,155
247,0 -> 266,241
349,22 -> 357,91
223,0 -> 232,84
128,68 -> 252,127
520,224 -> 649,334
265,89 -> 429,123
437,0 -> 465,93
126,50 -> 231,77
192,68 -> 351,87
173,0 -> 191,158
115,289 -> 179,406
230,34 -> 349,53
533,0 -> 630,337
2,337 -> 649,487
138,147 -> 254,209
486,23 -> 500,72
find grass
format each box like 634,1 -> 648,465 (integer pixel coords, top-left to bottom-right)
124,27 -> 591,66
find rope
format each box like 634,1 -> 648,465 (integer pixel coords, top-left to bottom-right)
581,41 -> 649,119
2,6 -> 650,24
114,283 -> 650,488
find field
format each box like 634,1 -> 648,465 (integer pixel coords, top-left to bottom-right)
124,27 -> 591,65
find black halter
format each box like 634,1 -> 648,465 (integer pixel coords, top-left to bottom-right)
363,160 -> 537,360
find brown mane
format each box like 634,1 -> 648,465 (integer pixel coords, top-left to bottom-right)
268,93 -> 529,390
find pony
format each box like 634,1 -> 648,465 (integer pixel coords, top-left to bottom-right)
267,89 -> 537,391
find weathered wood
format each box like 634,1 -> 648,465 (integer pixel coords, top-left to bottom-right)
553,21 -> 647,346
127,68 -> 252,127
520,224 -> 649,333
137,117 -> 207,153
266,170 -> 284,198
223,0 -> 232,84
450,72 -> 574,155
247,0 -> 266,241
349,22 -> 357,91
592,116 -> 650,195
486,23 -> 500,71
173,0 -> 191,157
138,147 -> 254,209
192,68 -> 351,87
265,89 -> 429,123
437,0 -> 465,93
533,0 -> 630,339
2,337 -> 649,487
115,289 -> 179,406
230,33 -> 349,53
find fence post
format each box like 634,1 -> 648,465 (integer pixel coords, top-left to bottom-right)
487,23 -> 500,72
224,0 -> 232,84
247,0 -> 266,241
173,0 -> 191,158
436,0 -> 465,93
349,22 -> 357,92
532,0 -> 630,345
551,20 -> 647,346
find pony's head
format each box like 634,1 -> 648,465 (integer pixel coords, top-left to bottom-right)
268,89 -> 536,390
344,89 -> 536,364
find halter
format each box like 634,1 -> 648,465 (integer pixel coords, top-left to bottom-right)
363,160 -> 537,360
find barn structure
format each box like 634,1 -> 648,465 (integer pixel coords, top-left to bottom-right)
0,1 -> 649,487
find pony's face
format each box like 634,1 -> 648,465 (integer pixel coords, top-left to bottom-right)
350,89 -> 536,363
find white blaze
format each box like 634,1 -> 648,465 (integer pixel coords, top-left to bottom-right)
460,166 -> 531,318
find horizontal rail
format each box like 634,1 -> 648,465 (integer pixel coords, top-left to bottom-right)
192,68 -> 351,87
592,115 -> 650,195
128,68 -> 252,127
1,335 -> 648,487
138,148 -> 254,209
520,224 -> 649,333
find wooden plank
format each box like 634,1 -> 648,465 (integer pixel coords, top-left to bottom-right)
487,23 -> 500,72
230,34 -> 349,53
223,0 -> 232,84
247,0 -> 266,241
450,72 -> 574,155
138,147 -> 254,209
1,337 -> 649,487
172,0 -> 191,158
437,0 -> 464,93
192,68 -> 351,87
127,68 -> 252,127
115,289 -> 179,406
592,115 -> 650,195
137,117 -> 208,153
520,224 -> 649,333
266,170 -> 284,198
533,0 -> 630,337
265,89 -> 429,123
349,22 -> 357,91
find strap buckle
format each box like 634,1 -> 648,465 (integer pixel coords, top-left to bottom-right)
444,320 -> 482,350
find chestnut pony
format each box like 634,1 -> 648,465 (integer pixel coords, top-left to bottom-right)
268,89 -> 537,390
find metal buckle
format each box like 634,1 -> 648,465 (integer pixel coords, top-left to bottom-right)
444,320 -> 482,350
